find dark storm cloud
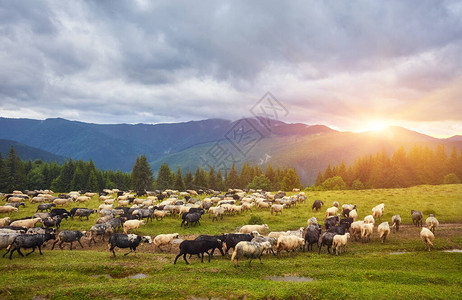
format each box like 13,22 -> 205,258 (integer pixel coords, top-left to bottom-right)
0,0 -> 461,136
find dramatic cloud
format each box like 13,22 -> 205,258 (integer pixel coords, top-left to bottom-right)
0,0 -> 461,136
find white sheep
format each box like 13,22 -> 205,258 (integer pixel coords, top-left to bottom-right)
10,217 -> 42,229
53,198 -> 70,206
118,200 -> 129,207
104,199 -> 115,205
123,220 -> 146,234
361,223 -> 374,242
153,210 -> 170,221
332,201 -> 339,208
7,197 -> 24,203
325,206 -> 339,218
0,217 -> 11,226
256,201 -> 270,209
231,241 -> 272,267
153,233 -> 180,251
349,209 -> 358,221
268,231 -> 289,239
241,202 -> 254,212
372,206 -> 383,220
307,217 -> 318,227
333,233 -> 350,255
0,206 -> 18,214
364,215 -> 375,224
286,227 -> 305,238
75,196 -> 90,203
276,235 -> 305,257
270,204 -> 285,215
239,224 -> 269,234
420,227 -> 435,251
98,204 -> 113,212
377,222 -> 390,244
350,221 -> 364,240
425,215 -> 439,233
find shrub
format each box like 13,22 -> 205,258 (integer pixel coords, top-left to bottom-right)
248,214 -> 264,225
322,176 -> 347,190
352,179 -> 365,190
443,173 -> 461,184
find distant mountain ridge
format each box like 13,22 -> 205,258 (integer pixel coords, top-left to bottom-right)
0,117 -> 460,185
0,139 -> 66,163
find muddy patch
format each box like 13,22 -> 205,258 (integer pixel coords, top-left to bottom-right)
90,273 -> 148,279
265,276 -> 315,282
389,251 -> 407,255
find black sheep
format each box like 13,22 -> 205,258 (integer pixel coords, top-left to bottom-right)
304,225 -> 322,252
312,200 -> 324,211
174,240 -> 215,264
108,233 -> 152,257
3,233 -> 56,259
52,230 -> 86,250
318,232 -> 337,254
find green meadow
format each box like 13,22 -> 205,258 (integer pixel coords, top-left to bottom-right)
1,184 -> 461,299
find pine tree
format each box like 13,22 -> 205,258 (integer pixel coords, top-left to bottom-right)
174,167 -> 185,191
5,146 -> 26,192
239,162 -> 253,189
193,167 -> 208,189
208,167 -> 218,190
184,171 -> 194,190
315,171 -> 323,186
226,163 -> 240,189
26,167 -> 46,190
216,170 -> 226,191
0,153 -> 7,191
131,155 -> 154,192
70,166 -> 86,191
282,167 -> 301,191
265,164 -> 275,189
323,164 -> 334,181
247,175 -> 272,191
87,170 -> 99,192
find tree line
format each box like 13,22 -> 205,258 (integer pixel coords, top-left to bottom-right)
316,145 -> 462,190
0,147 -> 302,193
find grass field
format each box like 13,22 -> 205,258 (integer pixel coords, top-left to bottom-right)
1,184 -> 462,299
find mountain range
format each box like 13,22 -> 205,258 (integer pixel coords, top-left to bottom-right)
0,117 -> 460,185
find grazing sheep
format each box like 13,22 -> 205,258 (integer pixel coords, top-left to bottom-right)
425,215 -> 439,233
312,200 -> 324,211
324,215 -> 340,231
118,200 -> 129,207
75,196 -> 90,203
342,204 -> 356,211
286,227 -> 305,238
209,206 -> 225,222
5,202 -> 25,209
0,217 -> 11,226
391,215 -> 401,232
0,206 -> 18,214
332,201 -> 339,208
98,204 -> 113,212
3,232 -> 56,259
34,211 -> 50,220
332,233 -> 350,255
153,210 -> 170,221
153,233 -> 180,251
231,241 -> 272,267
36,203 -> 56,212
276,235 -> 305,257
420,227 -> 435,251
377,222 -> 390,244
10,218 -> 42,229
361,223 -> 374,242
88,224 -> 114,245
411,210 -> 423,227
241,202 -> 254,212
325,206 -> 339,218
123,219 -> 145,234
53,198 -> 70,206
364,215 -> 375,224
270,204 -> 285,215
251,236 -> 277,255
7,197 -> 24,203
75,208 -> 97,221
239,224 -> 269,234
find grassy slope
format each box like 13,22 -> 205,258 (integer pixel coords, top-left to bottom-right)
1,184 -> 462,299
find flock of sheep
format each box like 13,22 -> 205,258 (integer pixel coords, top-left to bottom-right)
0,188 -> 442,265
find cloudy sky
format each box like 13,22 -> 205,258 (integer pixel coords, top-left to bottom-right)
0,0 -> 461,137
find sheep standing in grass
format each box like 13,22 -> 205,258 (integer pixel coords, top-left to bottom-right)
411,210 -> 423,227
325,206 -> 339,218
239,224 -> 269,234
307,217 -> 318,227
364,215 -> 375,224
391,215 -> 401,232
425,215 -> 439,234
372,206 -> 383,221
153,233 -> 180,251
276,235 -> 305,257
332,233 -> 350,255
420,227 -> 435,251
123,220 -> 146,234
231,241 -> 272,267
377,222 -> 390,244
0,217 -> 11,226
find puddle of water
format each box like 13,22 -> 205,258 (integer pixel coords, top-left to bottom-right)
265,276 -> 315,282
90,274 -> 113,279
90,273 -> 148,279
442,249 -> 462,253
128,273 -> 148,279
389,252 -> 406,255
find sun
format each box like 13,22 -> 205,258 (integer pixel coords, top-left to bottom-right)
365,120 -> 390,132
